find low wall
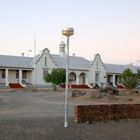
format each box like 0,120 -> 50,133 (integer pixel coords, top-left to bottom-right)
75,104 -> 140,123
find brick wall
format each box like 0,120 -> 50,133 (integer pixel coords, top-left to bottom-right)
75,104 -> 140,123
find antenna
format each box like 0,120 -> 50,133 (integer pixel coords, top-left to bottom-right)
34,34 -> 37,58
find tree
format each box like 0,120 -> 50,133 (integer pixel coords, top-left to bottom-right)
120,68 -> 138,94
44,68 -> 65,90
137,69 -> 140,84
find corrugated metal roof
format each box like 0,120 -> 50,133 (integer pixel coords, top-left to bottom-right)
0,53 -> 138,74
105,63 -> 138,74
0,55 -> 33,68
51,54 -> 90,70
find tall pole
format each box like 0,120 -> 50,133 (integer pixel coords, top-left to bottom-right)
62,27 -> 74,128
64,37 -> 69,128
34,36 -> 36,87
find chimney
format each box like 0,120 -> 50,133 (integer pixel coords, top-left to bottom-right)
72,53 -> 75,56
21,52 -> 25,57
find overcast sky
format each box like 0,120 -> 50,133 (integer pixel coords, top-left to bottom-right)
0,0 -> 140,65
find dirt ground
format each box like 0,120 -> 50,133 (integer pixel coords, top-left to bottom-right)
0,89 -> 140,140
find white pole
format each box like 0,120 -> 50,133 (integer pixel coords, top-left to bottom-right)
62,27 -> 74,128
34,36 -> 36,87
64,37 -> 69,128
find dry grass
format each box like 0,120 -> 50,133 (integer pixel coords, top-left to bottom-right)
69,89 -> 140,104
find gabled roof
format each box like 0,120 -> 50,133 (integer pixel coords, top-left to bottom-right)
0,53 -> 90,70
0,50 -> 138,74
51,54 -> 90,70
90,53 -> 138,74
105,63 -> 138,74
0,55 -> 33,68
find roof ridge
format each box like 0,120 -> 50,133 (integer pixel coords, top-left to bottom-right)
0,54 -> 33,58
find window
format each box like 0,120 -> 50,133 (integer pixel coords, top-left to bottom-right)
43,69 -> 48,78
95,72 -> 99,83
96,61 -> 98,70
60,47 -> 65,52
44,57 -> 47,67
16,70 -> 19,79
2,69 -> 5,79
22,71 -> 27,79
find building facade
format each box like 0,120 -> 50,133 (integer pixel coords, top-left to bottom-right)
0,47 -> 138,88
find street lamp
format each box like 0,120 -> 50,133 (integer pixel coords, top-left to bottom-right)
62,27 -> 74,128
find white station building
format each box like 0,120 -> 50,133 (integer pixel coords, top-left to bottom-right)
0,41 -> 138,88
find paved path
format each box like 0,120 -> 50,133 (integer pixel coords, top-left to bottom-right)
0,89 -> 140,140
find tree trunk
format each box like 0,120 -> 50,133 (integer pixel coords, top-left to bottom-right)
53,84 -> 57,91
128,89 -> 132,95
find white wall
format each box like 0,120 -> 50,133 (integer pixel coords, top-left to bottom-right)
89,54 -> 107,86
34,49 -> 56,86
69,70 -> 89,85
27,71 -> 32,83
9,70 -> 18,83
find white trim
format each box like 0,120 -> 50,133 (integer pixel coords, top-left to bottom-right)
19,69 -> 22,84
112,74 -> 116,87
5,68 -> 9,86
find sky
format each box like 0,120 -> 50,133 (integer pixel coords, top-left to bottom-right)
0,0 -> 140,65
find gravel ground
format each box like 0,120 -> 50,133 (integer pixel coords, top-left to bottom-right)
0,117 -> 140,140
0,89 -> 140,140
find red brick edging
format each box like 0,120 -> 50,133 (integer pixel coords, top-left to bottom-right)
74,104 -> 140,123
